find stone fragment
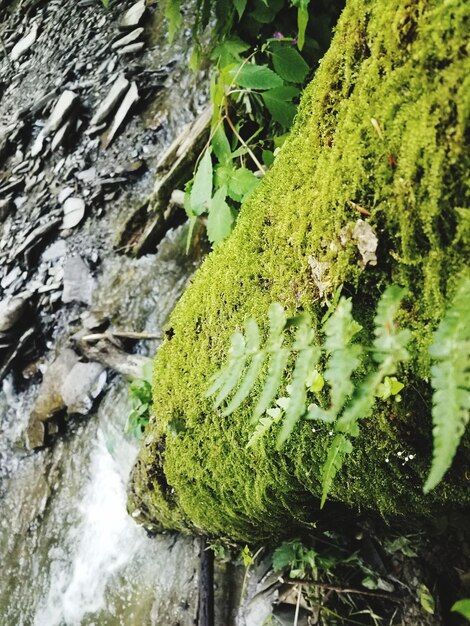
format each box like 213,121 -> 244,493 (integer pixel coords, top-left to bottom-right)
62,197 -> 85,229
117,42 -> 145,56
61,362 -> 106,414
58,187 -> 74,204
42,239 -> 66,262
25,418 -> 46,449
0,197 -> 12,222
62,255 -> 94,304
111,27 -> 144,50
51,119 -> 73,152
0,295 -> 29,331
11,23 -> 38,61
352,219 -> 378,266
44,91 -> 78,136
307,256 -> 331,298
119,0 -> 146,29
30,348 -> 79,422
90,75 -> 129,126
102,82 -> 139,149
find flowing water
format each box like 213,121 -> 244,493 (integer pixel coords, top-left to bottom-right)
0,226 -> 203,625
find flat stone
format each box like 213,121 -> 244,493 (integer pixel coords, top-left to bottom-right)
117,42 -> 145,56
61,361 -> 106,414
111,27 -> 144,50
44,91 -> 79,136
42,239 -> 66,261
90,75 -> 129,126
62,197 -> 85,229
30,348 -> 79,422
102,82 -> 139,149
119,0 -> 146,29
11,23 -> 38,62
25,418 -> 46,449
62,255 -> 94,305
0,295 -> 29,331
353,219 -> 378,266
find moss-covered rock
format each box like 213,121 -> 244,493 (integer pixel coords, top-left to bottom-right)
129,0 -> 470,543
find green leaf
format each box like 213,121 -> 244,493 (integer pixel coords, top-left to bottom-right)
190,149 -> 213,215
212,123 -> 232,163
207,186 -> 234,244
272,541 -> 298,571
261,86 -> 299,127
213,332 -> 247,406
233,0 -> 247,19
211,36 -> 250,66
227,167 -> 259,202
165,0 -> 181,44
418,583 -> 435,615
452,599 -> 470,620
271,46 -> 309,83
253,348 -> 289,422
246,414 -> 280,448
321,434 -> 353,508
373,285 -> 410,363
232,63 -> 283,90
296,7 -> 308,50
424,276 -> 470,493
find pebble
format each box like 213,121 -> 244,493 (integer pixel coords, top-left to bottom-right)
102,82 -> 139,148
111,27 -> 144,50
62,197 -> 85,229
119,0 -> 146,30
0,295 -> 29,332
11,23 -> 39,62
90,75 -> 129,126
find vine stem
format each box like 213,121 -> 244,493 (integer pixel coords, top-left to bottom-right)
224,105 -> 265,175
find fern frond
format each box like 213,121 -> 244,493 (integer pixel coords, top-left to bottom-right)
277,317 -> 319,446
246,412 -> 281,448
424,277 -> 470,493
323,298 -> 363,415
320,434 -> 353,508
252,348 -> 289,422
213,332 -> 247,406
373,285 -> 410,363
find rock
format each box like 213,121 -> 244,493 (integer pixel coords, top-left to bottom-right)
62,197 -> 85,229
44,91 -> 78,136
119,0 -> 146,30
352,219 -> 378,266
102,82 -> 139,149
62,255 -> 94,305
51,119 -> 74,152
11,23 -> 38,62
61,361 -> 106,414
77,337 -> 151,379
116,42 -> 145,56
90,75 -> 129,126
0,295 -> 29,332
25,418 -> 46,449
12,220 -> 61,260
58,187 -> 74,204
0,197 -> 12,222
111,27 -> 144,50
30,348 -> 79,422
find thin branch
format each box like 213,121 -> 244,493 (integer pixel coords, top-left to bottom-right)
293,585 -> 301,626
81,330 -> 162,342
284,579 -> 402,604
224,105 -> 265,175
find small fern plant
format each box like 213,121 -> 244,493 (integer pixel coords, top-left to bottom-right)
423,276 -> 470,493
207,286 -> 411,506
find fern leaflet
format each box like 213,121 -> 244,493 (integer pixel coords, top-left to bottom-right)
424,277 -> 470,493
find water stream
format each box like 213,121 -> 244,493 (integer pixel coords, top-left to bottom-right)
0,226 -> 202,626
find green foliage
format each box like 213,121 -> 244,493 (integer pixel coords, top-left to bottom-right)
208,286 -> 411,504
424,276 -> 470,493
126,375 -> 153,439
167,0 -> 342,247
452,599 -> 470,621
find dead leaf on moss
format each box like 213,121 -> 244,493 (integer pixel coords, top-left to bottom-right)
308,256 -> 331,298
352,220 -> 378,266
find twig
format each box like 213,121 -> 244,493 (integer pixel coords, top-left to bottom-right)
285,579 -> 402,604
81,330 -> 162,342
224,106 -> 265,175
348,200 -> 371,216
294,585 -> 301,626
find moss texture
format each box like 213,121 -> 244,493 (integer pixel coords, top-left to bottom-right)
129,0 -> 470,543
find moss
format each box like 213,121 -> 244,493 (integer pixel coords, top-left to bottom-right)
128,0 -> 470,543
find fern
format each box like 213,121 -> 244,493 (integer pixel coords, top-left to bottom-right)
424,277 -> 470,493
207,286 -> 411,506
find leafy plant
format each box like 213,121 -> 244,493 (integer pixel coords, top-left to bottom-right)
163,0 -> 343,247
126,366 -> 153,439
452,599 -> 470,621
423,276 -> 470,493
207,286 -> 411,505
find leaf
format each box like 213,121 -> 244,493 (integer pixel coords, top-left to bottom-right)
246,414 -> 280,448
223,321 -> 265,415
261,86 -> 299,127
227,167 -> 260,202
212,123 -> 232,163
271,46 -> 309,83
232,63 -> 283,90
233,0 -> 247,19
165,0 -> 181,43
424,276 -> 470,493
190,149 -> 213,215
320,434 -> 353,508
277,321 -> 319,447
272,541 -> 298,571
206,186 -> 234,244
418,583 -> 435,615
208,331 -> 246,403
211,36 -> 250,65
452,599 -> 470,620
253,348 -> 289,422
296,6 -> 309,50
373,285 -> 410,363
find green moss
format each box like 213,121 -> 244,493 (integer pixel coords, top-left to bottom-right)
128,0 -> 470,543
